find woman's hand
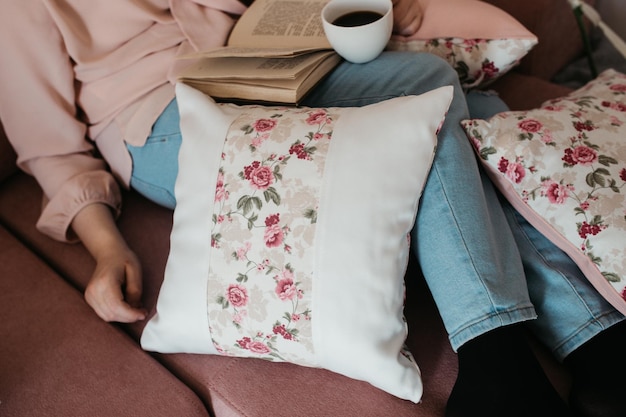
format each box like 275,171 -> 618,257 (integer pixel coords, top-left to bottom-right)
72,203 -> 147,323
84,240 -> 145,323
392,0 -> 423,36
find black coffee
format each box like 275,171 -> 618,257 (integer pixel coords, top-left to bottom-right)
332,10 -> 383,27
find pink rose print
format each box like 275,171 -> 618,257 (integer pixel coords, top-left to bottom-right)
251,133 -> 270,148
306,110 -> 330,126
541,180 -> 571,204
544,104 -> 566,112
540,130 -> 555,145
244,161 -> 274,190
601,101 -> 626,112
237,337 -> 271,354
462,39 -> 478,52
264,224 -> 284,247
289,143 -> 310,160
572,145 -> 598,165
265,213 -> 280,227
622,287 -> 626,302
573,121 -> 595,132
578,221 -> 606,239
609,115 -> 623,126
498,157 -> 525,184
275,270 -> 301,301
233,311 -> 247,324
264,214 -> 284,248
497,157 -> 509,173
237,337 -> 251,349
610,84 -> 626,93
620,168 -> 626,182
273,324 -> 294,340
518,119 -> 543,133
227,284 -> 248,308
562,146 -> 597,166
235,242 -> 251,260
481,60 -> 499,79
505,162 -> 525,184
248,341 -> 271,354
215,171 -> 229,202
253,118 -> 277,132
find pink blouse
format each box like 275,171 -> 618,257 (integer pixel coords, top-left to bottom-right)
0,0 -> 246,242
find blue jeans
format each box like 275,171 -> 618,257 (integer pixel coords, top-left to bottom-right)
127,51 -> 623,361
127,99 -> 181,210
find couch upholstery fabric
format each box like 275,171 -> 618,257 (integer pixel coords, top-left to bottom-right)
0,224 -> 209,417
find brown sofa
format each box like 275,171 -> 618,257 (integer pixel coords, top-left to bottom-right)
0,1 -> 596,416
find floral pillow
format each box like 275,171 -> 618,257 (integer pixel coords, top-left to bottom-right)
387,0 -> 537,89
462,69 -> 626,314
140,83 -> 455,402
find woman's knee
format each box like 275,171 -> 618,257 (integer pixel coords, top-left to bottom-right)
377,51 -> 461,95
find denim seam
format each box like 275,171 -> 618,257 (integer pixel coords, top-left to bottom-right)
429,160 -> 501,321
127,134 -> 178,150
510,209 -> 598,319
551,311 -> 625,360
448,305 -> 537,351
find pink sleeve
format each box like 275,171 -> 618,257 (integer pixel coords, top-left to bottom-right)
0,1 -> 121,242
37,171 -> 122,243
171,0 -> 245,52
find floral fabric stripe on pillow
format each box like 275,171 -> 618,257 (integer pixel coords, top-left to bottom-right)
208,107 -> 336,364
462,69 -> 626,314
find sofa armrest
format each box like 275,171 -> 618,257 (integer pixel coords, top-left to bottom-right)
0,121 -> 17,183
485,0 -> 596,81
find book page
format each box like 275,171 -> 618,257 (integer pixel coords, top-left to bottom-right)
179,46 -> 328,60
180,52 -> 341,104
178,51 -> 336,81
228,0 -> 332,50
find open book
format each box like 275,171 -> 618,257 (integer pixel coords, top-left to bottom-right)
177,0 -> 342,104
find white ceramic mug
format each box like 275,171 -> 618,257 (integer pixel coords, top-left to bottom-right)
321,0 -> 393,64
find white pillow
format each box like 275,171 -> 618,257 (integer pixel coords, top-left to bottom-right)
140,83 -> 454,402
462,69 -> 626,315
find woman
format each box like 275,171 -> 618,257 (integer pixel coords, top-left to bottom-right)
0,1 -> 623,416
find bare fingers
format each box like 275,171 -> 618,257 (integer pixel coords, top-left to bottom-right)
392,0 -> 423,36
85,279 -> 147,323
84,257 -> 147,323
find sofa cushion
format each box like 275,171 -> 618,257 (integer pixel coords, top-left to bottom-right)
462,68 -> 626,315
0,225 -> 209,417
387,0 -> 538,88
140,83 -> 455,403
